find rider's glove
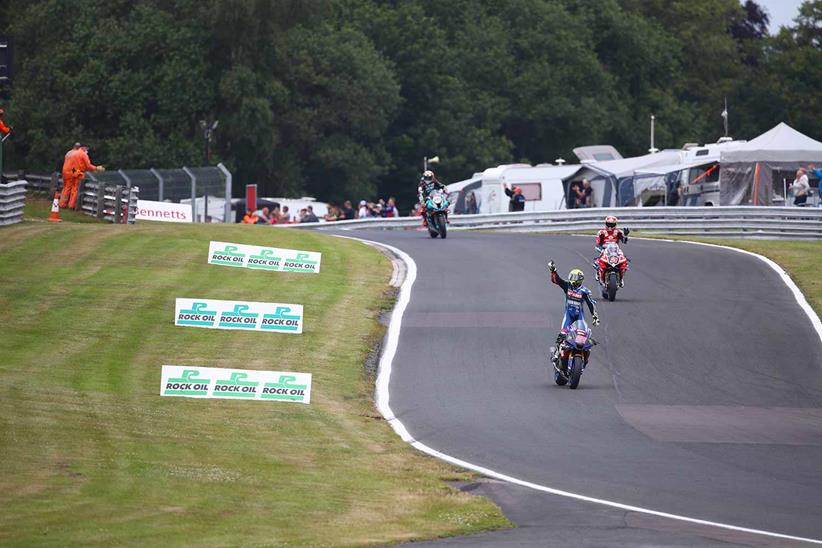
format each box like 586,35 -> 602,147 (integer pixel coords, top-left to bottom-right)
592,313 -> 601,326
547,260 -> 556,273
624,228 -> 630,236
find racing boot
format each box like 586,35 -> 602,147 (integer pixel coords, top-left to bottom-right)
550,333 -> 564,368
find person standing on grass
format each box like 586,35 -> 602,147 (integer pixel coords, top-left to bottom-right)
60,143 -> 104,210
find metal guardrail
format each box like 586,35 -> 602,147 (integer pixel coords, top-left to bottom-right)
79,180 -> 139,224
287,206 -> 822,239
0,180 -> 27,225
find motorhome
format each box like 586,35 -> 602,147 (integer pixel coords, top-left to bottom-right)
633,138 -> 747,206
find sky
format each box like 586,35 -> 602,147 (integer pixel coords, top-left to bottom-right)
756,0 -> 804,32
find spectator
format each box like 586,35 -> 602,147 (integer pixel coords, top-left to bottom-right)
270,205 -> 281,224
305,205 -> 319,222
668,181 -> 681,207
300,207 -> 319,223
567,181 -> 581,209
790,168 -> 810,206
357,200 -> 369,218
280,205 -> 291,223
60,143 -> 105,210
384,197 -> 397,218
369,201 -> 382,217
324,204 -> 340,221
808,164 -> 822,203
466,191 -> 479,214
578,179 -> 593,208
340,200 -> 356,220
257,207 -> 272,224
504,183 -> 526,212
242,209 -> 258,224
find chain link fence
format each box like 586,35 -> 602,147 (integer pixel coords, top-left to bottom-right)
87,164 -> 231,222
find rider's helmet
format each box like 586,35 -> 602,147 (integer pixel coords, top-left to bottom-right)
605,215 -> 618,229
422,170 -> 434,183
568,269 -> 584,288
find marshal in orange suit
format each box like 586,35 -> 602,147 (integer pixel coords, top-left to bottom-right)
60,143 -> 104,209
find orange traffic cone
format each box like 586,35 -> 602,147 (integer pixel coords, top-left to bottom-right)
48,192 -> 63,222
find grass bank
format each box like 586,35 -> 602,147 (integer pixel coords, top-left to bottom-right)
0,221 -> 509,546
24,194 -> 104,223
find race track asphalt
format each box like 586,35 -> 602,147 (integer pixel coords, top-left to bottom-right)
336,229 -> 822,546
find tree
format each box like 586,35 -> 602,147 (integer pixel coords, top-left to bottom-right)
7,0 -> 212,171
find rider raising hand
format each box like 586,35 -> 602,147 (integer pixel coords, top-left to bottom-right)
596,216 -> 629,250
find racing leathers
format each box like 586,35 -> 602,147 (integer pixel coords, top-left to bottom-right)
418,176 -> 447,225
549,269 -> 598,363
418,176 -> 447,205
551,270 -> 598,333
595,227 -> 628,249
594,227 -> 629,286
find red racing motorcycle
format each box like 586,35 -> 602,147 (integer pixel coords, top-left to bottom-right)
595,243 -> 628,301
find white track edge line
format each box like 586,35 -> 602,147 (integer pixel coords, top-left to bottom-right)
337,233 -> 822,545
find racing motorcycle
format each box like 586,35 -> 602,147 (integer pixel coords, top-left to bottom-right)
595,243 -> 628,302
425,190 -> 450,239
550,319 -> 595,389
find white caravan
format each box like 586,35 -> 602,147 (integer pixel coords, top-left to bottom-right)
447,164 -> 582,214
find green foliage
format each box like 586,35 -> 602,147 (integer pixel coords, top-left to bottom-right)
1,0 -> 819,207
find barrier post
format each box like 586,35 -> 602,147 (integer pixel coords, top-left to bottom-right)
217,162 -> 232,223
113,186 -> 123,223
183,166 -> 197,222
150,168 -> 164,201
75,179 -> 85,211
95,183 -> 105,218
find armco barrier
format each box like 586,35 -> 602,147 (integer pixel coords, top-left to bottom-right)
0,180 -> 27,226
287,206 -> 822,239
79,180 -> 139,224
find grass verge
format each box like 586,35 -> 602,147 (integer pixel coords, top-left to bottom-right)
0,220 -> 510,546
24,194 -> 104,223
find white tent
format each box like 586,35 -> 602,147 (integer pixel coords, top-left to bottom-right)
720,123 -> 822,205
722,123 -> 822,163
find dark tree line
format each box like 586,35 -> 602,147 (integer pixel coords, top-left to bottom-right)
0,0 -> 819,207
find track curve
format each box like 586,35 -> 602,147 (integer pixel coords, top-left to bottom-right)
341,230 -> 822,545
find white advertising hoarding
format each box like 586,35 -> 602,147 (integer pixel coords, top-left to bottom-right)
136,200 -> 193,223
207,241 -> 321,273
175,297 -> 304,334
161,365 -> 311,403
